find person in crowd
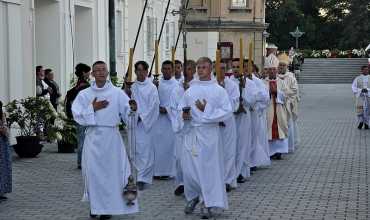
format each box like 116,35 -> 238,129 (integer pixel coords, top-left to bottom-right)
263,54 -> 293,160
128,61 -> 159,190
74,63 -> 91,169
36,66 -> 52,98
0,101 -> 11,202
72,61 -> 138,219
153,61 -> 178,180
44,69 -> 62,125
297,52 -> 304,71
170,59 -> 198,196
178,57 -> 231,219
174,60 -> 184,81
352,65 -> 370,129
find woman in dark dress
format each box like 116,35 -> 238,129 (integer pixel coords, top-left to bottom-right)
74,63 -> 91,169
0,101 -> 12,201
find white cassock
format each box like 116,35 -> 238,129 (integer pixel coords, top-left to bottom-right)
279,73 -> 298,152
231,79 -> 258,179
352,75 -> 370,125
177,79 -> 231,210
72,80 -> 139,215
256,84 -> 271,166
220,77 -> 239,188
250,75 -> 270,167
229,75 -> 239,85
153,76 -> 178,177
170,77 -> 198,186
129,77 -> 159,184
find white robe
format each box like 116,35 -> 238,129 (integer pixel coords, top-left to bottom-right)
231,79 -> 258,179
177,79 -> 231,210
352,75 -> 370,125
72,80 -> 138,215
153,77 -> 178,177
170,77 -> 198,186
250,75 -> 270,167
129,77 -> 159,184
220,77 -> 239,187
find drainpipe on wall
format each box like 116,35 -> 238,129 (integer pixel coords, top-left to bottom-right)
109,0 -> 117,76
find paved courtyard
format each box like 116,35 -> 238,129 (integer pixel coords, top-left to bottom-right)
0,84 -> 369,220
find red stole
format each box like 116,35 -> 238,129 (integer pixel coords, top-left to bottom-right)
269,81 -> 279,140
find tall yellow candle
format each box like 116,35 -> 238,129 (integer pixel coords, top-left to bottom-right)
248,42 -> 253,74
155,40 -> 159,75
171,46 -> 175,76
216,50 -> 221,84
128,48 -> 134,82
239,37 -> 243,75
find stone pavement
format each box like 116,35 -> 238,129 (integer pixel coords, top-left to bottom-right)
1,84 -> 369,220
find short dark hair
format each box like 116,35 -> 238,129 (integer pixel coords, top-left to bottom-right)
362,65 -> 368,70
75,63 -> 91,78
45,69 -> 53,75
92,61 -> 107,69
162,60 -> 174,69
175,60 -> 182,66
36,66 -> 43,75
243,59 -> 255,66
254,64 -> 259,73
0,101 -> 3,118
220,59 -> 227,64
232,58 -> 240,62
134,61 -> 149,71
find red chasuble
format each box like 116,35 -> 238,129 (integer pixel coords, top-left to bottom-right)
269,81 -> 279,140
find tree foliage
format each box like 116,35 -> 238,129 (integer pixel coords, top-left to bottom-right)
265,0 -> 369,50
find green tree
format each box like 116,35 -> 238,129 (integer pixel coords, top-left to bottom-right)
339,0 -> 370,49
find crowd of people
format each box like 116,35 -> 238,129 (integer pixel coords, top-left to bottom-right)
68,52 -> 300,219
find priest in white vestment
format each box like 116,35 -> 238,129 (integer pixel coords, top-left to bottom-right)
242,59 -> 270,168
352,65 -> 370,129
153,61 -> 178,179
170,60 -> 199,195
263,55 -> 293,160
219,60 -> 239,191
128,61 -> 159,190
72,61 -> 138,219
278,54 -> 299,152
178,57 -> 231,219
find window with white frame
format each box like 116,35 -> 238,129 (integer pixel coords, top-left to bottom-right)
232,0 -> 247,7
164,21 -> 175,51
116,10 -> 124,56
147,17 -> 157,51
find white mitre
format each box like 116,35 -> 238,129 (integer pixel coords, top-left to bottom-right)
265,54 -> 279,68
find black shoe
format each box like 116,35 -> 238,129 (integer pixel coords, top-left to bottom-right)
90,211 -> 97,217
237,174 -> 244,183
358,122 -> 363,129
153,176 -> 161,180
174,185 -> 184,195
137,181 -> 145,190
0,196 -> 7,200
99,215 -> 112,220
270,154 -> 276,160
365,124 -> 369,129
225,184 -> 232,192
78,166 -> 81,169
250,166 -> 257,171
275,153 -> 282,160
160,176 -> 169,180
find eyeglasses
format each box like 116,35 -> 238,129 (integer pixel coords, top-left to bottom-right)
161,68 -> 172,71
93,69 -> 108,73
135,69 -> 147,73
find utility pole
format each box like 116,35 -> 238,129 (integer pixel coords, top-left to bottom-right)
108,0 -> 117,76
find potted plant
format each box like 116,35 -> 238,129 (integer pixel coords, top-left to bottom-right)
331,51 -> 339,58
56,112 -> 78,153
347,51 -> 353,58
5,96 -> 60,157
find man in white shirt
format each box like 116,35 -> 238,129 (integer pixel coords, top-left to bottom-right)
352,65 -> 370,129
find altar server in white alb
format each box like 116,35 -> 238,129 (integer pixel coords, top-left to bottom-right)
153,60 -> 178,179
263,54 -> 293,160
170,59 -> 199,196
352,65 -> 370,129
72,61 -> 138,220
178,57 -> 232,219
218,59 -> 239,192
129,61 -> 159,190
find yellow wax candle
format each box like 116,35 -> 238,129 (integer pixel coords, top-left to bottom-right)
155,40 -> 159,75
172,46 -> 175,76
248,42 -> 253,74
216,50 -> 221,84
239,37 -> 243,75
128,48 -> 133,82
